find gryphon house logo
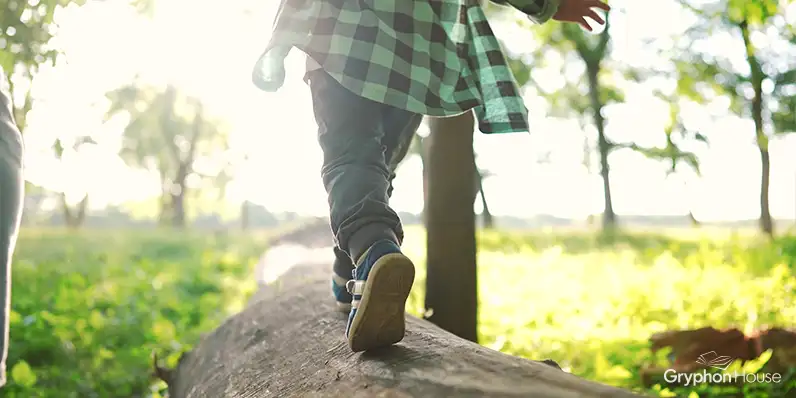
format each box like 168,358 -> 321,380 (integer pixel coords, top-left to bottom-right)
695,351 -> 735,371
664,350 -> 783,386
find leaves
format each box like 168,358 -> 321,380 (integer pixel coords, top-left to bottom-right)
10,361 -> 37,388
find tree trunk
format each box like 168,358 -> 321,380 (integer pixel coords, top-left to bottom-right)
73,195 -> 88,228
416,134 -> 429,223
158,169 -> 171,226
586,64 -> 616,231
685,181 -> 700,227
474,169 -> 494,229
424,112 -> 478,343
740,22 -> 773,237
163,242 -> 645,398
171,190 -> 186,228
241,200 -> 250,230
171,163 -> 189,228
688,211 -> 700,227
59,193 -> 88,229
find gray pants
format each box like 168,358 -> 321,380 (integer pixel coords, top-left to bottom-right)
308,70 -> 422,264
0,72 -> 23,387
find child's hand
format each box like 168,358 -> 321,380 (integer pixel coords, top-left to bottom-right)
553,0 -> 611,32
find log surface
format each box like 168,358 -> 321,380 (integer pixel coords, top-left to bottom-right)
169,241 -> 646,398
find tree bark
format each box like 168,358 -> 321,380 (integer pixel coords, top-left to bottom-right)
740,22 -> 773,237
171,163 -> 188,228
474,168 -> 494,229
424,112 -> 478,343
164,243 -> 646,398
478,180 -> 494,229
415,134 -> 429,223
60,194 -> 89,229
586,64 -> 616,231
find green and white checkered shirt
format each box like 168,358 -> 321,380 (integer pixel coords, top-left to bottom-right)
253,0 -> 560,134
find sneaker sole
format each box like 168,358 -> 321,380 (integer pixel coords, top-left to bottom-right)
348,253 -> 415,352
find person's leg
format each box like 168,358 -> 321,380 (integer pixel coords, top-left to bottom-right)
310,72 -> 400,259
0,75 -> 23,387
309,70 -> 418,351
329,112 -> 422,312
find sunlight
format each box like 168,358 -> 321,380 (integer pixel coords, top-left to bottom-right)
11,0 -> 796,220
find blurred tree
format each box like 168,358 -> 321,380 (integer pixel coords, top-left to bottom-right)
521,14 -> 623,231
52,135 -> 95,228
424,111 -> 478,343
475,163 -> 495,229
105,82 -> 231,228
408,132 -> 429,221
0,0 -> 86,131
673,0 -> 795,237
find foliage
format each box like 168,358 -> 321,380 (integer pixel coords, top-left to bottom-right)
0,0 -> 86,129
5,228 -> 795,396
3,229 -> 263,397
672,0 -> 794,123
402,227 -> 796,397
0,0 -> 82,74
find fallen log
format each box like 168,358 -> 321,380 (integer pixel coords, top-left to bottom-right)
166,245 -> 646,397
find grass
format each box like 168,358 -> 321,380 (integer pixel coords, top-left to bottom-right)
3,226 -> 795,397
401,227 -> 796,397
4,229 -> 266,397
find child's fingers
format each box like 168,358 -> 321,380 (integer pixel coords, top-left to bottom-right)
585,9 -> 605,25
578,17 -> 593,31
586,0 -> 611,12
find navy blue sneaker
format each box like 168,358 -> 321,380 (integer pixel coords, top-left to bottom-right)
345,240 -> 415,352
332,247 -> 354,312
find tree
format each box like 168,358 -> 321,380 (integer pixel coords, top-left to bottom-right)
525,15 -> 623,231
409,132 -> 429,221
52,136 -> 95,228
105,82 -> 231,227
424,111 -> 478,343
0,0 -> 87,131
475,164 -> 495,229
673,0 -> 795,236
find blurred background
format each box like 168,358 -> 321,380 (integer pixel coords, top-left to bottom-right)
2,0 -> 795,397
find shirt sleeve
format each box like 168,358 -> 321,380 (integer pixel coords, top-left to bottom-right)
489,0 -> 561,24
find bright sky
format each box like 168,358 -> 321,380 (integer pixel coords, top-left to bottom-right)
14,0 -> 796,221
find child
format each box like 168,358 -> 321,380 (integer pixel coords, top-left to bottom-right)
253,0 -> 609,352
0,69 -> 24,386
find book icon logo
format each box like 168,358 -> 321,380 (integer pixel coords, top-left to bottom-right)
696,351 -> 734,371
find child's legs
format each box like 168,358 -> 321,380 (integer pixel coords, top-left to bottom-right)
309,71 -> 415,262
332,109 -> 422,278
382,110 -> 423,199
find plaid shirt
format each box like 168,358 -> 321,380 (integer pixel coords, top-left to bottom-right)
253,0 -> 560,134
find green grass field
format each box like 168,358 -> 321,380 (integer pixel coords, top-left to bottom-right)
3,227 -> 795,397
